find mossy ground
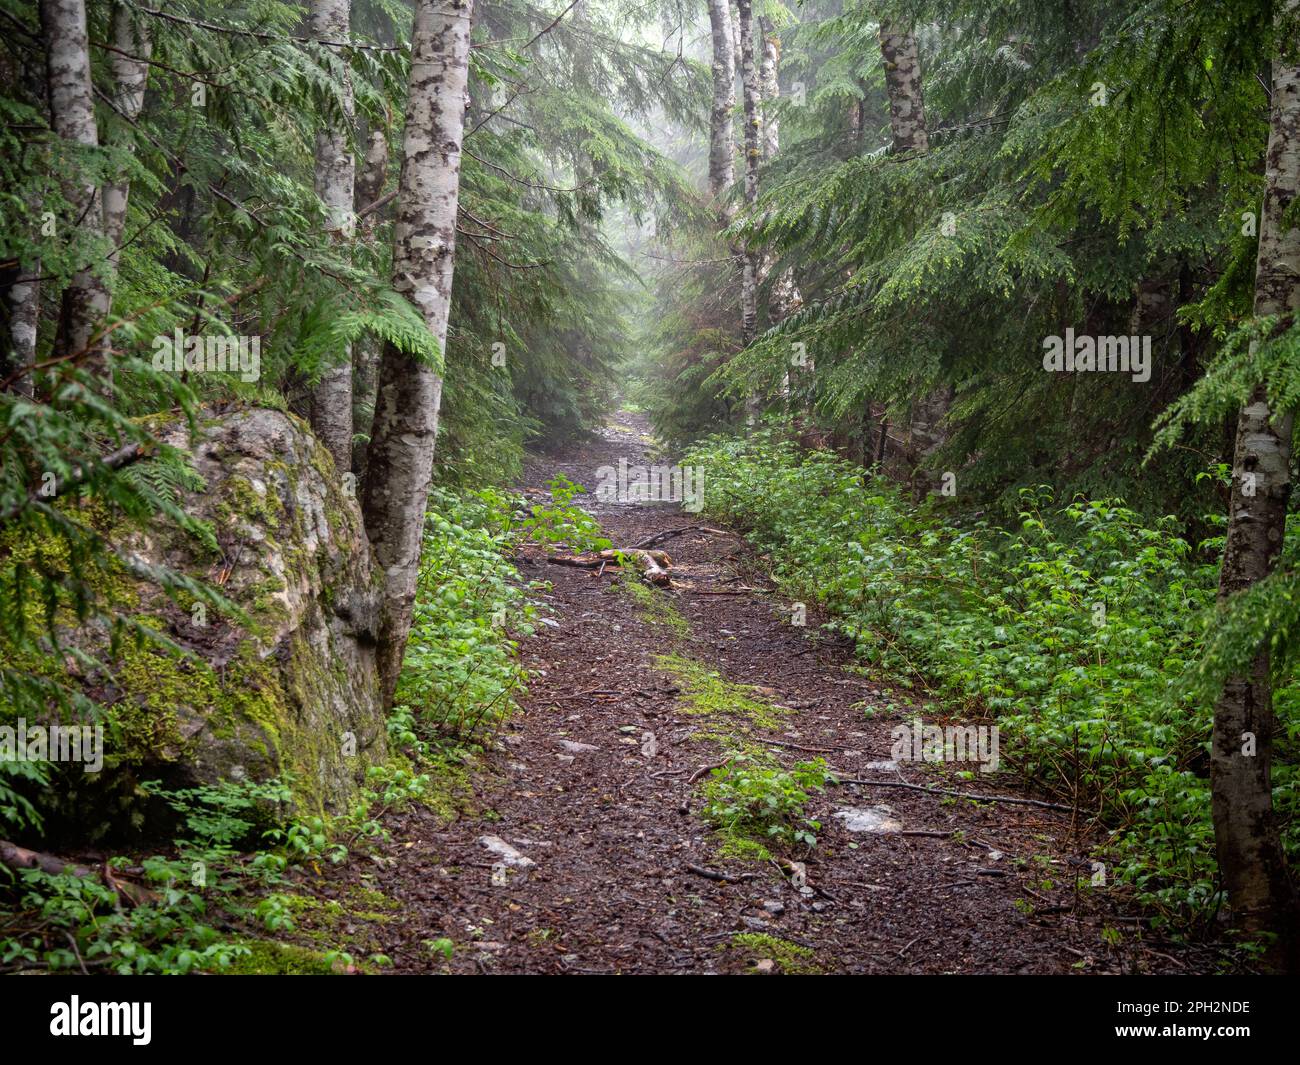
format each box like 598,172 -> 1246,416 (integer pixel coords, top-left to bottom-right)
726,933 -> 824,975
617,578 -> 689,636
652,653 -> 789,729
220,939 -> 341,975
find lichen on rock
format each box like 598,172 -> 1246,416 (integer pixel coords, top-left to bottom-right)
17,407 -> 389,821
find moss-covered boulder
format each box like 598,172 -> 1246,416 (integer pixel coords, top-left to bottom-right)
11,407 -> 390,825
136,407 -> 389,814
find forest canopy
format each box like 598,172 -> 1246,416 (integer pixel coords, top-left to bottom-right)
1,0 -> 1298,983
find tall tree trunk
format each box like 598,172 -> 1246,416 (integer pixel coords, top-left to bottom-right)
756,17 -> 800,327
355,125 -> 389,216
878,23 -> 927,154
102,3 -> 150,261
41,0 -> 109,365
352,123 -> 389,478
362,0 -> 473,706
308,0 -> 357,475
879,22 -> 947,493
758,17 -> 779,161
706,0 -> 735,207
736,0 -> 760,348
2,32 -> 48,396
1211,6 -> 1300,970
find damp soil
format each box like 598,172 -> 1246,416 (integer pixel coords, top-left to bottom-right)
312,412 -> 1222,975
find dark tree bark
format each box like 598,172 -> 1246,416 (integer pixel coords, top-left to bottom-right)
878,23 -> 927,154
879,22 -> 949,494
352,123 -> 390,479
736,0 -> 760,348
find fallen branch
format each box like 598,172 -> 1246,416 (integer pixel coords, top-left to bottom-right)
0,840 -> 96,878
630,525 -> 728,550
757,737 -> 845,754
831,776 -> 1075,812
688,756 -> 731,784
0,841 -> 154,906
685,863 -> 758,883
0,442 -> 150,524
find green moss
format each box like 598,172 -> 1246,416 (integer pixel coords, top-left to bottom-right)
350,884 -> 401,913
416,748 -> 477,822
219,939 -> 340,975
215,474 -> 284,532
715,834 -> 773,862
653,653 -> 788,729
619,579 -> 689,636
727,933 -> 823,975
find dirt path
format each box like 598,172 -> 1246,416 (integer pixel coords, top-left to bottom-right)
341,413 -> 1210,975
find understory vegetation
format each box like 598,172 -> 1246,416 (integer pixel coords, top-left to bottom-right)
685,430 -> 1300,927
0,481 -> 563,973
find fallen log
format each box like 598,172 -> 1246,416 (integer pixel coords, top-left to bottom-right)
0,839 -> 95,879
547,548 -> 673,586
0,840 -> 156,906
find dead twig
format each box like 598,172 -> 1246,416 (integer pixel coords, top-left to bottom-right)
684,863 -> 759,883
688,757 -> 731,784
831,775 -> 1075,813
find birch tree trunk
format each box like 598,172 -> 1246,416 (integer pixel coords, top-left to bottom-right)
756,18 -> 800,325
352,123 -> 389,478
706,0 -> 735,207
308,0 -> 357,475
102,3 -> 151,261
362,0 -> 473,706
1211,6 -> 1300,969
758,17 -> 779,161
736,0 -> 760,347
41,0 -> 109,365
2,38 -> 48,396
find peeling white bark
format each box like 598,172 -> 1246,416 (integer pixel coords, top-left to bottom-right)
102,3 -> 151,261
362,0 -> 474,704
41,0 -> 110,363
1212,1 -> 1300,964
308,0 -> 358,475
706,0 -> 735,207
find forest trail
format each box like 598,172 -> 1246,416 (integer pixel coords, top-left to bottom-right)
331,412 -> 1203,975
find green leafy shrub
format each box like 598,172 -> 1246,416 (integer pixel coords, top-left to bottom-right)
396,487 -> 539,742
683,429 -> 1299,926
701,754 -> 833,851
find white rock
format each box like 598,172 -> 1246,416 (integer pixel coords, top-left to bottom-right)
478,835 -> 535,868
833,805 -> 903,834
